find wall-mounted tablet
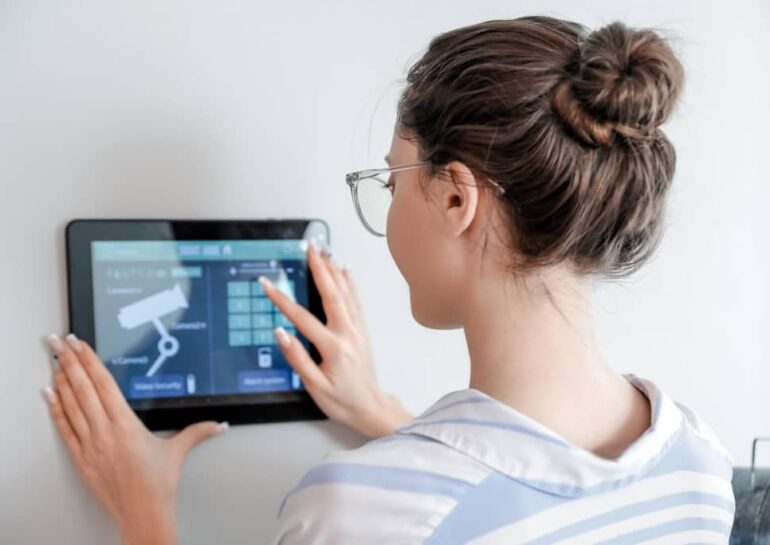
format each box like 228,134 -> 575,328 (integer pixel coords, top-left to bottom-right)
66,219 -> 329,430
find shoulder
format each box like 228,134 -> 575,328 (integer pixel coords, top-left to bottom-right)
269,433 -> 491,545
673,398 -> 735,468
625,373 -> 735,469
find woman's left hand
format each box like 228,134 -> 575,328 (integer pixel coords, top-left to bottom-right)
42,333 -> 227,545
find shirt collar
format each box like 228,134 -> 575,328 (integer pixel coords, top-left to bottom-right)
393,373 -> 683,497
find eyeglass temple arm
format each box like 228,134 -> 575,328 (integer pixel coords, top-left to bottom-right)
346,161 -> 505,195
346,161 -> 431,184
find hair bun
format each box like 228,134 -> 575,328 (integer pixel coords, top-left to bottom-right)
552,21 -> 684,146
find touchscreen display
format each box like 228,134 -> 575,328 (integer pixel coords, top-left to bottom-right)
91,239 -> 310,404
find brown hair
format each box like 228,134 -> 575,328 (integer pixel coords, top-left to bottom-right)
397,16 -> 684,278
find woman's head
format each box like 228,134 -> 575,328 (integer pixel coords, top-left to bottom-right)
384,16 -> 684,328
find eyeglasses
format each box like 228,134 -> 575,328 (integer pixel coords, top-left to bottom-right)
345,161 -> 426,237
345,161 -> 506,237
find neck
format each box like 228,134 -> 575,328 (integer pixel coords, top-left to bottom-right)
463,265 -> 648,456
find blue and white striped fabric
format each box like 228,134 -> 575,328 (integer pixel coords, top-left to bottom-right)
271,374 -> 735,544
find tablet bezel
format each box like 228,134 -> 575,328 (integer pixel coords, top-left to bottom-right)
66,218 -> 329,430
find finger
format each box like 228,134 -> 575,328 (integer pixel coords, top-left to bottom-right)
172,421 -> 228,458
258,276 -> 334,350
53,367 -> 91,441
274,326 -> 331,392
305,240 -> 353,328
42,386 -> 84,465
324,255 -> 361,325
64,334 -> 131,420
321,250 -> 350,301
340,265 -> 366,327
48,334 -> 109,431
319,247 -> 347,293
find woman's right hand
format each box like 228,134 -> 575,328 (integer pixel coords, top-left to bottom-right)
258,239 -> 412,439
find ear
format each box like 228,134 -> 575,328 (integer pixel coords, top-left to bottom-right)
437,160 -> 480,237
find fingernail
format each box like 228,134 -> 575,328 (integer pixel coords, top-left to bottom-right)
342,263 -> 352,272
216,421 -> 229,435
258,275 -> 274,289
65,333 -> 83,353
40,386 -> 56,405
274,326 -> 291,347
46,334 -> 65,354
309,238 -> 318,253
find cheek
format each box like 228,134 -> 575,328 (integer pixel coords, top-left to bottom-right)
385,193 -> 406,270
386,189 -> 432,278
386,188 -> 460,328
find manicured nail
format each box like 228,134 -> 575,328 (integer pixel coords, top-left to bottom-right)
258,275 -> 274,289
216,421 -> 229,435
274,326 -> 291,347
342,263 -> 352,272
40,386 -> 56,405
46,334 -> 65,354
65,333 -> 83,353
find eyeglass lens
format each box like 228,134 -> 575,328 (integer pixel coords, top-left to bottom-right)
355,175 -> 392,236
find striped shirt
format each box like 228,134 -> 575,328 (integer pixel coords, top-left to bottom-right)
271,373 -> 735,544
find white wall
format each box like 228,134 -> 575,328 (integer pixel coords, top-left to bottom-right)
1,1 -> 768,543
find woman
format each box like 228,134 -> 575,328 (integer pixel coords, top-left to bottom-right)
42,15 -> 735,544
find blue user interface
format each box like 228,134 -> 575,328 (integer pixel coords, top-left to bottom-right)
91,240 -> 310,402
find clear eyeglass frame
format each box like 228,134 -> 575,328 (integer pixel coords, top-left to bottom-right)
345,160 -> 506,237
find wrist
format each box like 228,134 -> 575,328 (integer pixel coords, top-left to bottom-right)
119,504 -> 178,545
360,393 -> 413,439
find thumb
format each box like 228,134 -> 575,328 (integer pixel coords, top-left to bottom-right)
172,420 -> 228,457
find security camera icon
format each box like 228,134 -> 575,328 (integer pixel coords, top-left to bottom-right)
117,283 -> 188,377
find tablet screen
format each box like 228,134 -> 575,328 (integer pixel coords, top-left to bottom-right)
90,239 -> 309,405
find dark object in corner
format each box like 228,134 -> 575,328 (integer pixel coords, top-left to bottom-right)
731,437 -> 770,544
